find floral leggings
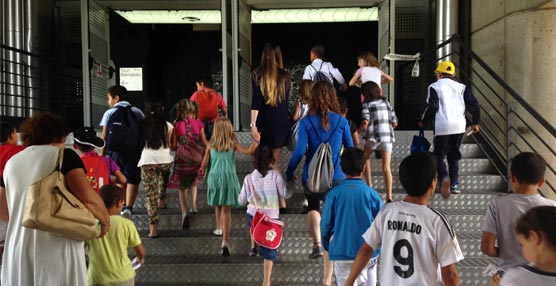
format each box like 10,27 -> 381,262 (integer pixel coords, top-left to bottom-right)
140,163 -> 172,225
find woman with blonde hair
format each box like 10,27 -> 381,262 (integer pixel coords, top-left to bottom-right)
286,82 -> 354,286
250,42 -> 292,167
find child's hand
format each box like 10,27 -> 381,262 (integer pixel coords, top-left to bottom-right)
135,256 -> 145,265
392,122 -> 398,129
489,274 -> 501,286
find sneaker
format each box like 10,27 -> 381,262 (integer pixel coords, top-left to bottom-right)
450,184 -> 462,194
189,208 -> 198,214
249,247 -> 258,257
308,246 -> 323,259
212,229 -> 223,236
182,215 -> 190,230
120,208 -> 132,220
302,198 -> 308,208
221,245 -> 230,257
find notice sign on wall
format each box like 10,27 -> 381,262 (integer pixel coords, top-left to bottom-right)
119,67 -> 143,91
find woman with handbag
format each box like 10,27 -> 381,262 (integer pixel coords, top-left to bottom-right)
238,145 -> 287,286
0,112 -> 110,285
285,81 -> 354,286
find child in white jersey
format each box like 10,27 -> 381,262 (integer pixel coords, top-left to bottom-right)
238,145 -> 287,286
481,152 -> 556,280
346,152 -> 463,286
494,206 -> 556,286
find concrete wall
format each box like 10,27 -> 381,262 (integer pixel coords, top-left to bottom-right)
471,0 -> 556,199
471,0 -> 556,119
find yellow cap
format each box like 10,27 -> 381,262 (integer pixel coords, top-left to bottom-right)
435,61 -> 455,75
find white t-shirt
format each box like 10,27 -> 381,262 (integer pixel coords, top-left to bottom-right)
482,193 -> 556,270
500,265 -> 556,286
426,78 -> 467,135
357,66 -> 382,87
137,122 -> 174,166
363,201 -> 464,286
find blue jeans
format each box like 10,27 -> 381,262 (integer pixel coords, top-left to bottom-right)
246,214 -> 278,261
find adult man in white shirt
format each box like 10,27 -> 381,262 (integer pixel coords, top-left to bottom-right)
345,152 -> 463,286
302,45 -> 347,92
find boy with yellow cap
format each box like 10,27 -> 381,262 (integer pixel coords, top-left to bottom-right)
418,61 -> 481,198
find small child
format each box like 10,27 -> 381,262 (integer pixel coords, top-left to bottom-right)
73,126 -> 127,190
292,80 -> 313,122
200,117 -> 257,256
86,185 -> 145,286
346,152 -> 463,286
320,147 -> 383,286
137,101 -> 174,238
481,152 -> 556,278
238,145 -> 287,286
171,99 -> 207,228
358,81 -> 398,202
348,52 -> 393,103
495,206 -> 556,286
338,97 -> 359,147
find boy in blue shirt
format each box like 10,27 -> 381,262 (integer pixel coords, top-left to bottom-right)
321,147 -> 383,286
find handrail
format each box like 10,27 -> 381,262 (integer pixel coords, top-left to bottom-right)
411,35 -> 556,198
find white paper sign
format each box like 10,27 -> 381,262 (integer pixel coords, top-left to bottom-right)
119,67 -> 143,91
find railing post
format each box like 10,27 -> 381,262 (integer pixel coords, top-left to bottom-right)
505,101 -> 511,194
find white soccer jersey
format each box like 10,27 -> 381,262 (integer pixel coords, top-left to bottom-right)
500,265 -> 556,286
363,201 -> 464,286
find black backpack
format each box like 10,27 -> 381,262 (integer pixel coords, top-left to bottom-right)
105,106 -> 142,154
310,62 -> 333,85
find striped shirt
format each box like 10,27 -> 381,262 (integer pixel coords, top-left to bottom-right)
361,99 -> 397,143
238,169 -> 287,219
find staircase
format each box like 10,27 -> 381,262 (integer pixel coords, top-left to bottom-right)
131,131 -> 504,286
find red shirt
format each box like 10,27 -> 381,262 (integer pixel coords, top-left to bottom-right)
190,88 -> 227,121
0,143 -> 25,175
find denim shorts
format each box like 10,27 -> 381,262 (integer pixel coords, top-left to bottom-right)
246,214 -> 278,261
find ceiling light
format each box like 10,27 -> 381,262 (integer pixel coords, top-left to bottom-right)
115,7 -> 378,25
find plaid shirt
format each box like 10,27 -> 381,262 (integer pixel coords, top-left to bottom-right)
362,99 -> 397,143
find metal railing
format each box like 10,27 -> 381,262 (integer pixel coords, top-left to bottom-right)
0,44 -> 83,129
413,35 -> 556,199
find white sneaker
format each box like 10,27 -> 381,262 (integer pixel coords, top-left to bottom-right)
212,229 -> 223,236
302,198 -> 308,207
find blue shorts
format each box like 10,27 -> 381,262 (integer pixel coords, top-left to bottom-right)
246,214 -> 278,261
106,150 -> 141,185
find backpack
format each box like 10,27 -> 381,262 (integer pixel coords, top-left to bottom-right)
310,62 -> 333,85
306,116 -> 341,193
81,156 -> 110,193
105,106 -> 142,153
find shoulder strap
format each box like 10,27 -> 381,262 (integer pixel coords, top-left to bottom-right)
247,174 -> 259,209
325,116 -> 342,143
56,148 -> 64,172
307,117 -> 322,143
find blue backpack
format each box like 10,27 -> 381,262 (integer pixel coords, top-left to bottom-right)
105,106 -> 142,154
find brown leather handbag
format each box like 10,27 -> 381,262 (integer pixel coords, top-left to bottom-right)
22,148 -> 100,241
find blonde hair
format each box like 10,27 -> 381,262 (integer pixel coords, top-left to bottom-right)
298,80 -> 314,104
358,52 -> 380,68
209,117 -> 235,151
256,43 -> 289,107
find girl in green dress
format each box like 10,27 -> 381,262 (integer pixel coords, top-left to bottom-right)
200,117 -> 257,256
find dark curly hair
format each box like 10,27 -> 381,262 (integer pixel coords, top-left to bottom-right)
309,81 -> 340,129
19,112 -> 70,146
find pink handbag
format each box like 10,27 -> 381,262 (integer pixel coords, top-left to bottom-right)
247,175 -> 284,250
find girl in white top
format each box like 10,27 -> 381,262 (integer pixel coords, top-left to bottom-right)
137,101 -> 174,238
349,52 -> 393,103
496,206 -> 556,286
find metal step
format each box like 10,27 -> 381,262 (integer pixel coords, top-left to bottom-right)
134,190 -> 501,212
133,255 -> 495,286
134,234 -> 488,258
130,211 -> 486,234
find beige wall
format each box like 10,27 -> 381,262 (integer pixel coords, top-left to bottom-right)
471,0 -> 556,119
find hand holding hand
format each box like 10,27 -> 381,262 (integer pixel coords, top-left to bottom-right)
471,124 -> 480,133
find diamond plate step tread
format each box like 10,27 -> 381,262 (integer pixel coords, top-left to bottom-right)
133,236 -> 489,258
135,190 -> 502,212
134,256 -> 495,285
131,212 -> 486,233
